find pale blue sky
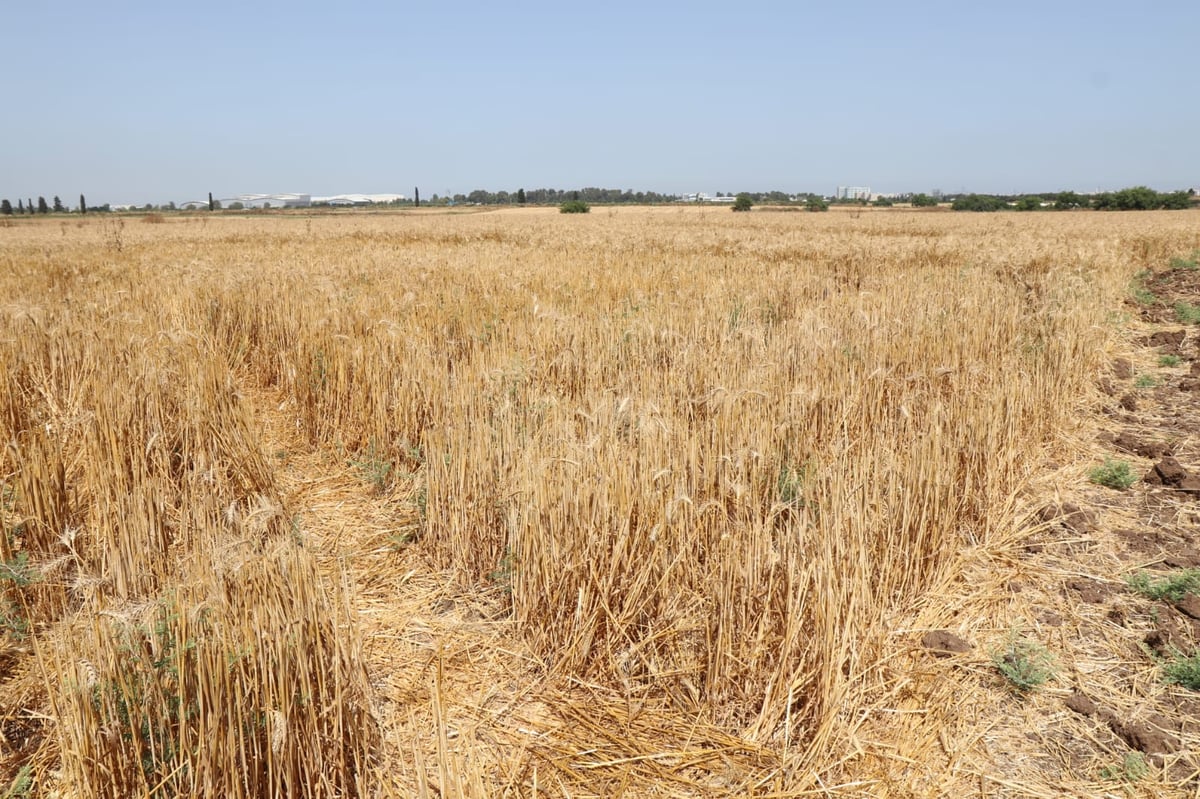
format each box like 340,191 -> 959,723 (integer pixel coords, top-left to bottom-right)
3,1 -> 1197,205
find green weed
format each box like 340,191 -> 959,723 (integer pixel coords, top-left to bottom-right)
992,633 -> 1055,694
489,548 -> 516,594
1088,459 -> 1136,490
1161,649 -> 1200,690
0,552 -> 39,588
2,764 -> 33,798
1131,285 -> 1158,306
1099,751 -> 1149,783
1175,302 -> 1200,324
349,440 -> 392,494
1126,569 -> 1200,603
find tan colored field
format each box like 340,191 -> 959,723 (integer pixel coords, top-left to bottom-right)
0,207 -> 1197,796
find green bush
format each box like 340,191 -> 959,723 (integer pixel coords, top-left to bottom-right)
805,196 -> 829,212
731,193 -> 753,212
559,200 -> 590,214
1088,459 -> 1136,490
952,194 -> 1007,212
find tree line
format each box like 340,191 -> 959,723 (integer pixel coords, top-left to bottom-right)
440,187 -> 681,206
950,187 -> 1195,212
1,195 -> 105,215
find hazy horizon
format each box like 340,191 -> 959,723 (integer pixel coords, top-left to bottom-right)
3,1 -> 1197,206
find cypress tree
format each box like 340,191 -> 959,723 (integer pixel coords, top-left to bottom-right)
414,187 -> 419,208
80,194 -> 86,214
208,192 -> 214,212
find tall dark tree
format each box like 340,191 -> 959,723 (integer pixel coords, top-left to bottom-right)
80,194 -> 86,214
27,199 -> 34,214
53,196 -> 65,213
17,199 -> 24,214
414,187 -> 420,207
516,188 -> 526,204
208,192 -> 214,212
0,200 -> 11,215
37,196 -> 49,214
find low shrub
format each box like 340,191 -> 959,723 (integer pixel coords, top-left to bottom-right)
559,200 -> 590,214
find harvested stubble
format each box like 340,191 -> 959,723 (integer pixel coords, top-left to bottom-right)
0,208 -> 1196,795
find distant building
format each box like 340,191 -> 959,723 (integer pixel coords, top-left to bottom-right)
679,193 -> 736,203
312,193 -> 407,206
221,193 -> 312,209
836,186 -> 871,201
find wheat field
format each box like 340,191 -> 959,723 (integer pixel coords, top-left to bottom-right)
0,207 -> 1195,796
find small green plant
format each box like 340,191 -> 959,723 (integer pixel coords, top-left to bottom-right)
559,200 -> 590,214
0,552 -> 39,588
731,193 -> 753,212
2,764 -> 33,798
387,528 -> 418,552
1099,751 -> 1149,783
1169,255 -> 1199,271
488,548 -> 516,594
0,598 -> 29,641
1134,373 -> 1159,389
1158,354 -> 1182,367
776,461 -> 815,509
1126,568 -> 1200,603
1161,648 -> 1200,690
1175,301 -> 1200,324
1130,285 -> 1158,305
349,440 -> 392,494
1088,459 -> 1136,490
992,633 -> 1055,694
726,299 -> 745,333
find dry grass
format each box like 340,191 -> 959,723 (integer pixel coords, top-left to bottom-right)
0,207 -> 1197,796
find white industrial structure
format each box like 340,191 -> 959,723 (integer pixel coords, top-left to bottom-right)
679,193 -> 737,203
312,193 -> 407,206
221,193 -> 312,209
836,186 -> 872,200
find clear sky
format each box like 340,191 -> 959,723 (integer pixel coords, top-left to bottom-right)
3,1 -> 1197,205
